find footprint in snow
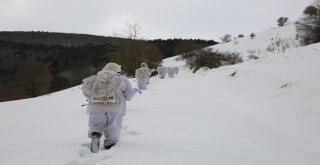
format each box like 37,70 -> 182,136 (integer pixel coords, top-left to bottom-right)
81,143 -> 91,148
122,125 -> 141,136
65,155 -> 111,165
78,148 -> 93,157
65,147 -> 112,165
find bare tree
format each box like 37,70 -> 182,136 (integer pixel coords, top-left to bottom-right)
122,22 -> 142,40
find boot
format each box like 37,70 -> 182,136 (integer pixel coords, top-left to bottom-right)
90,132 -> 101,153
103,140 -> 116,150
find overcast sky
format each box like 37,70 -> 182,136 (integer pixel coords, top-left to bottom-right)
0,0 -> 312,41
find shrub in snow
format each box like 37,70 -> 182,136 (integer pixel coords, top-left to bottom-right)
250,32 -> 256,39
248,54 -> 259,60
277,17 -> 289,27
179,48 -> 243,73
247,49 -> 259,60
266,45 -> 275,53
238,34 -> 244,38
229,71 -> 237,77
220,34 -> 233,43
247,49 -> 256,56
266,37 -> 291,53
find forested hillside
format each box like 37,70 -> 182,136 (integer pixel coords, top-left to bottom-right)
0,31 -> 216,102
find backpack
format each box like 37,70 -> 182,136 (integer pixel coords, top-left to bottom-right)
82,70 -> 121,104
136,67 -> 150,78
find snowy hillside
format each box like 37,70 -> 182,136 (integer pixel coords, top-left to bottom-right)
210,24 -> 299,60
1,25 -> 320,165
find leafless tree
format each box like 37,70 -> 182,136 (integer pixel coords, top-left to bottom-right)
122,22 -> 142,40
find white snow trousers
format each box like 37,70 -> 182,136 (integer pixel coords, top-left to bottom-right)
159,73 -> 166,79
137,78 -> 148,90
88,111 -> 123,146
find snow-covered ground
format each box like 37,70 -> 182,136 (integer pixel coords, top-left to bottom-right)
1,25 -> 320,165
209,24 -> 299,60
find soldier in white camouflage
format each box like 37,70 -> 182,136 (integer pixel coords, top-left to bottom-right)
135,63 -> 150,90
156,64 -> 166,79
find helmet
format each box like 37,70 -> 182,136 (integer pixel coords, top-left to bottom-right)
103,62 -> 121,72
140,63 -> 148,67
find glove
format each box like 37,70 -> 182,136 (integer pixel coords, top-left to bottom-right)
134,88 -> 142,94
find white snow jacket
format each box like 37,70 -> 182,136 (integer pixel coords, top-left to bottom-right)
156,66 -> 166,78
85,74 -> 135,115
156,66 -> 165,74
135,67 -> 150,78
167,67 -> 175,78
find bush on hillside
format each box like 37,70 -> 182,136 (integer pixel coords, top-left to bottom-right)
303,5 -> 318,16
296,0 -> 320,45
247,49 -> 259,60
220,34 -> 233,43
277,17 -> 289,27
179,48 -> 243,73
266,37 -> 291,53
238,34 -> 244,38
248,54 -> 259,60
250,32 -> 256,39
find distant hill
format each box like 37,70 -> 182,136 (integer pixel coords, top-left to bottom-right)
0,31 -> 217,102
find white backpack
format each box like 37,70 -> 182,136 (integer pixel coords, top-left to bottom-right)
82,70 -> 121,104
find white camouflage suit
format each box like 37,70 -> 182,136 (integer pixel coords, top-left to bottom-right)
85,68 -> 135,146
156,65 -> 166,79
167,67 -> 175,78
135,66 -> 149,90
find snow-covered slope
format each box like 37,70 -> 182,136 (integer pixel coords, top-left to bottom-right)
1,25 -> 320,165
209,24 -> 299,60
